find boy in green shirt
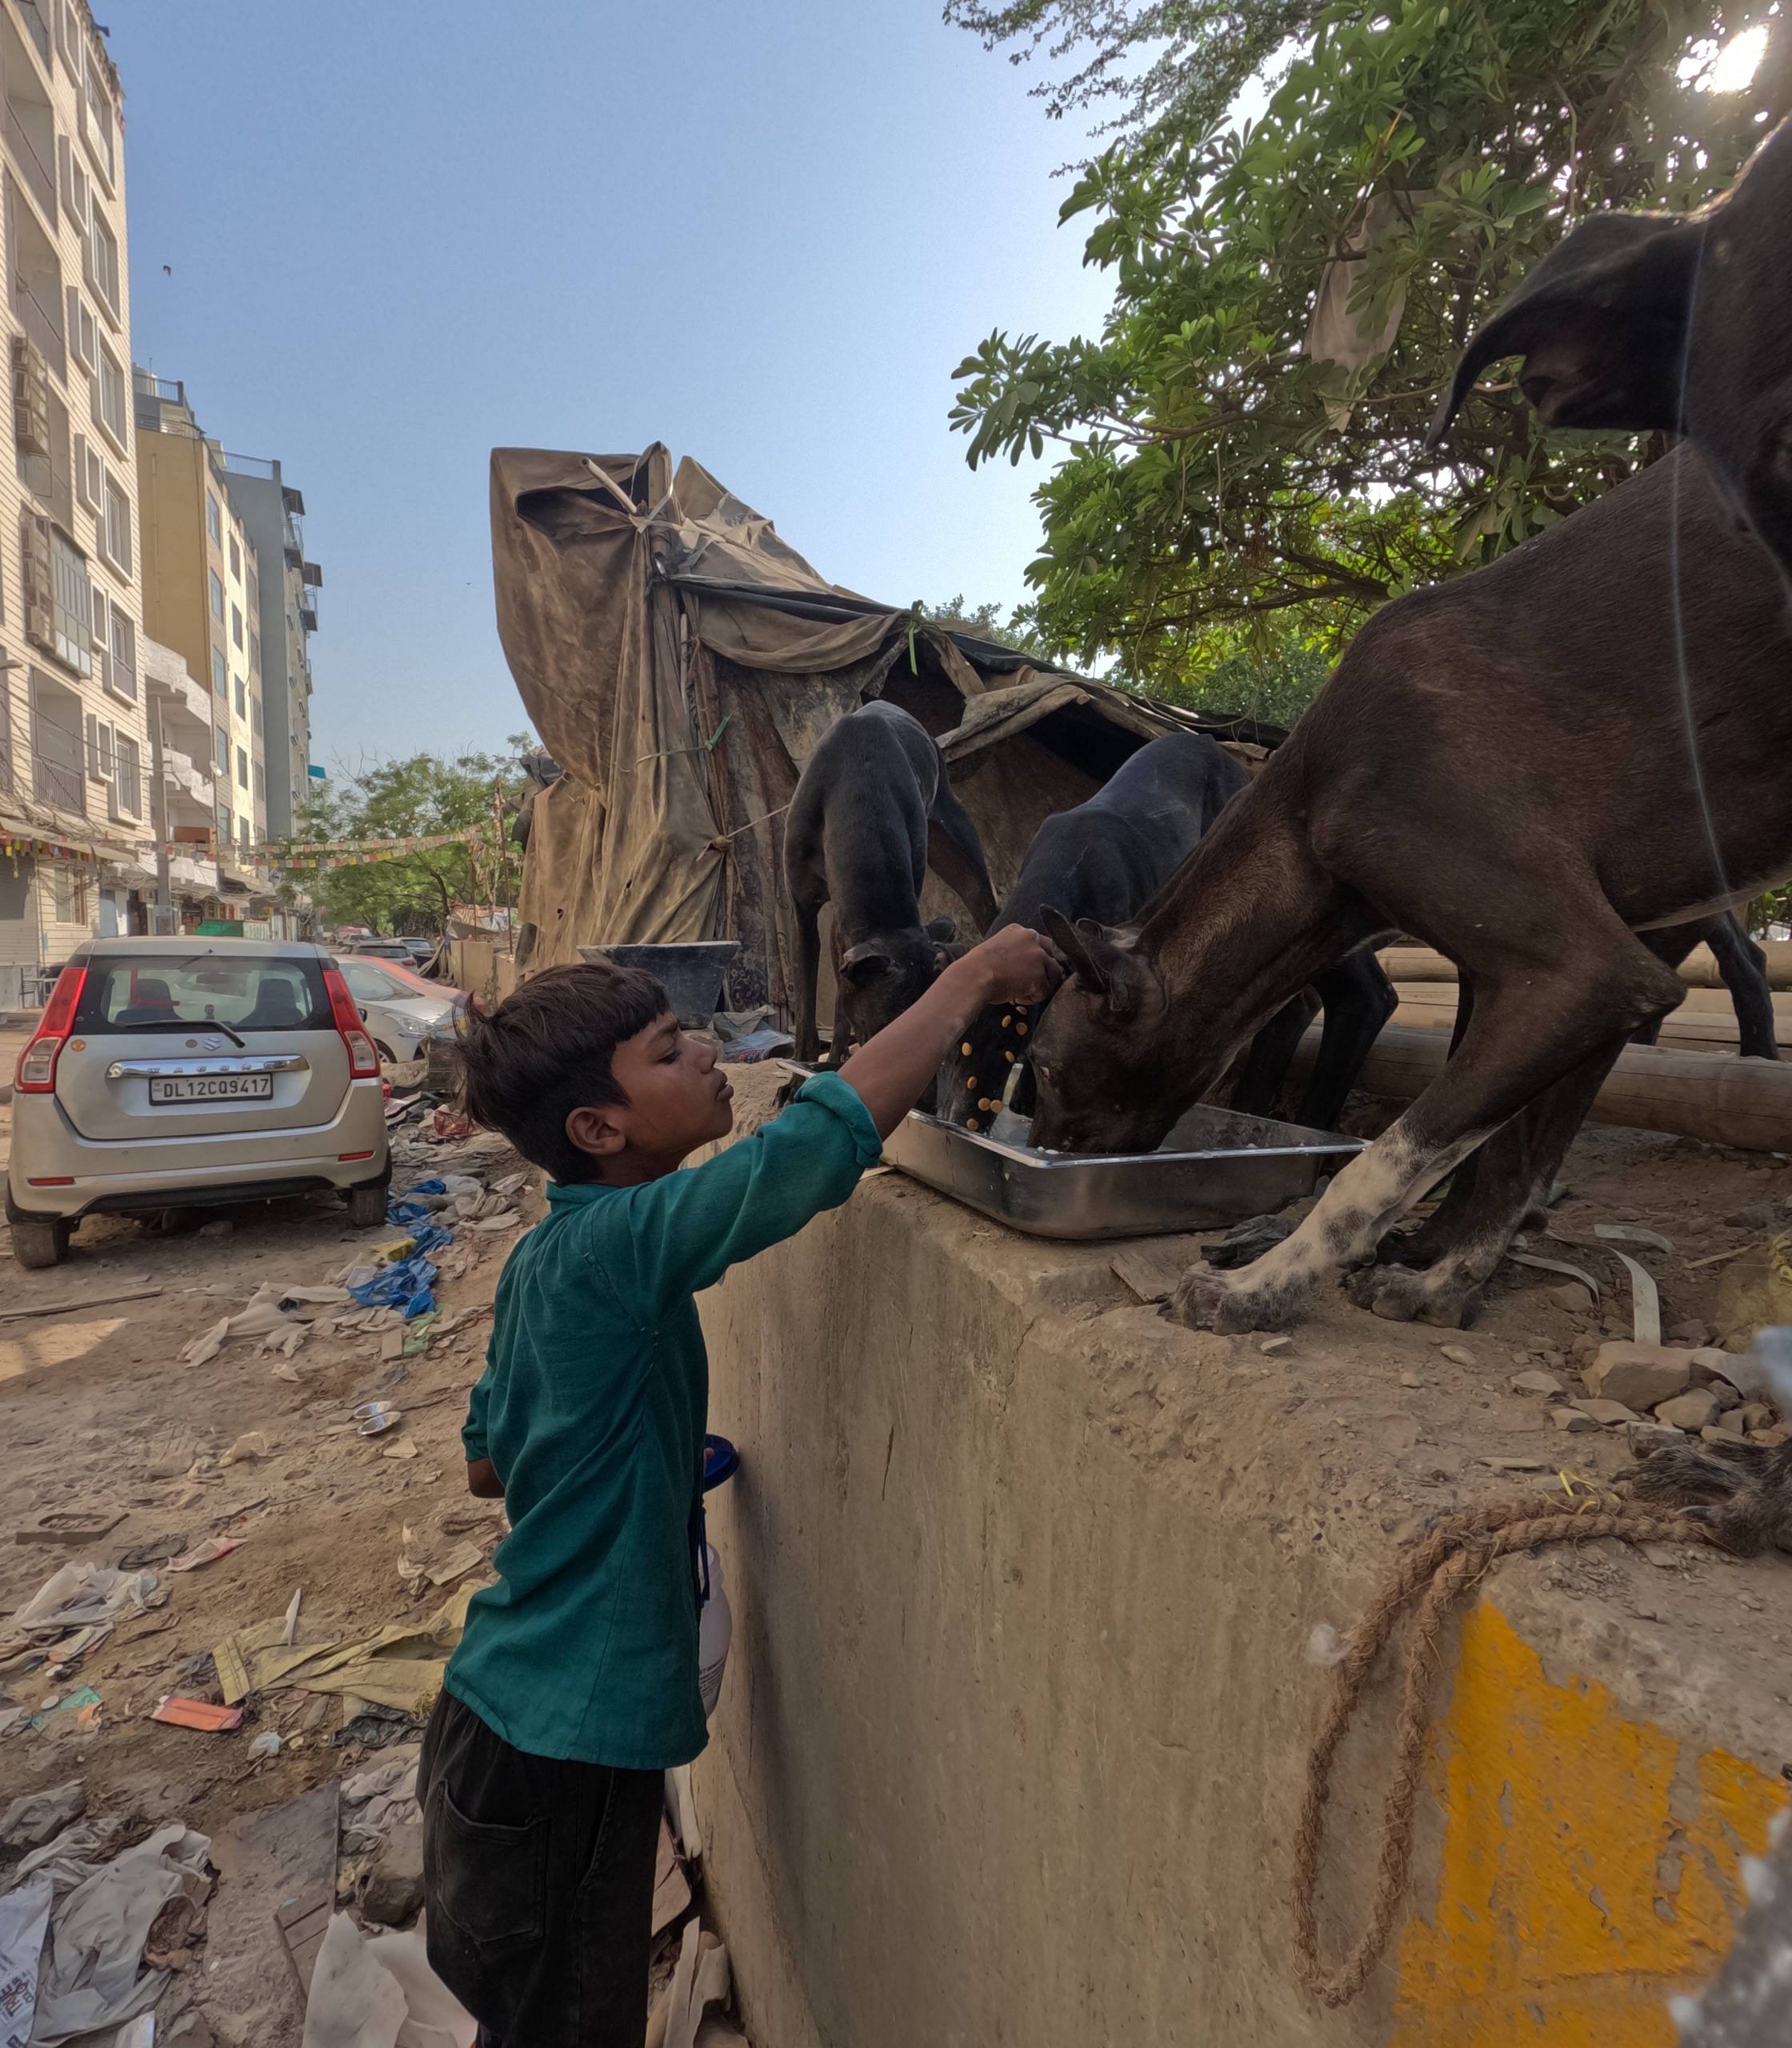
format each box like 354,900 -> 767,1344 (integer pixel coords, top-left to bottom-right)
419,927 -> 1060,2046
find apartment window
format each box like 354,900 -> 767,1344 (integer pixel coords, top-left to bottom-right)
210,569 -> 224,621
229,534 -> 241,581
87,210 -> 118,318
231,602 -> 243,649
100,474 -> 130,576
251,697 -> 262,738
234,675 -> 246,718
94,339 -> 126,447
238,815 -> 250,850
250,629 -> 261,675
210,646 -> 227,698
113,730 -> 140,816
215,726 -> 229,776
106,602 -> 135,702
207,494 -> 222,547
51,861 -> 88,926
236,745 -> 248,790
218,802 -> 232,846
254,759 -> 265,801
85,202 -> 119,321
82,50 -> 116,189
83,712 -> 114,781
247,562 -> 259,612
50,530 -> 93,678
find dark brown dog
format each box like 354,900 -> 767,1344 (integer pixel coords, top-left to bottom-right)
1028,443 -> 1792,1334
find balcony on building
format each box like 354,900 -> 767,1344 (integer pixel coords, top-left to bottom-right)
131,366 -> 202,438
1,8 -> 57,227
29,665 -> 84,817
11,1 -> 50,72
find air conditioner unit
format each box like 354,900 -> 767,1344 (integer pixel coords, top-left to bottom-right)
11,337 -> 50,458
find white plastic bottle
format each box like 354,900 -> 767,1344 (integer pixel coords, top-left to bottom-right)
698,1542 -> 733,1718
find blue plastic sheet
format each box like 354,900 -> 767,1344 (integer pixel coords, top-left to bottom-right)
348,1254 -> 440,1320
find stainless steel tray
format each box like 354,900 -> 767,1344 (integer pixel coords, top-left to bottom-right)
782,1066 -> 1362,1241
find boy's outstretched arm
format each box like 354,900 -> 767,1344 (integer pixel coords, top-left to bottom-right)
834,926 -> 1062,1137
614,926 -> 1064,1314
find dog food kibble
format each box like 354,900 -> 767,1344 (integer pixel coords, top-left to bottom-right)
966,1116 -> 980,1131
1004,1050 -> 1016,1062
961,1042 -> 973,1057
1001,1014 -> 1013,1029
965,1077 -> 978,1090
1015,1022 -> 1028,1036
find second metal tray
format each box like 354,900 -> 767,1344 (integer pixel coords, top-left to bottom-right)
786,1067 -> 1362,1241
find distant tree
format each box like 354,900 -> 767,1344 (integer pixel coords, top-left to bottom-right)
949,0 -> 1790,693
926,594 -> 1054,658
286,746 -> 531,935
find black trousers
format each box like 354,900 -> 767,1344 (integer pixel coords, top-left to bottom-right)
418,1690 -> 665,2048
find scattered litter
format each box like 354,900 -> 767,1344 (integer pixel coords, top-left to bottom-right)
0,1874 -> 52,2048
1506,1249 -> 1601,1301
301,1912 -> 473,2048
219,1431 -> 271,1467
26,1821 -> 212,2046
1610,1250 -> 1663,1346
214,1584 -> 475,1716
382,1437 -> 420,1461
15,1510 -> 127,1548
117,1534 -> 187,1570
651,1918 -> 744,2048
282,1587 -> 304,1648
1303,1622 -> 1346,1668
1594,1222 -> 1675,1254
151,1697 -> 244,1733
345,1252 -> 440,1322
428,1108 -> 471,1142
181,1283 -> 354,1366
166,1536 -> 243,1574
0,1778 -> 86,1850
28,1687 -> 102,1733
1480,1455 -> 1548,1472
247,1730 -> 283,1761
7,1564 -> 164,1644
398,1538 -> 483,1590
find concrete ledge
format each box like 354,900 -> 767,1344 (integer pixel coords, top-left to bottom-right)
695,1093 -> 1790,2046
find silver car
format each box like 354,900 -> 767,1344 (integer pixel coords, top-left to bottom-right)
6,937 -> 390,1269
331,956 -> 461,1064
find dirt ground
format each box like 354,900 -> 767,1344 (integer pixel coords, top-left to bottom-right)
1,1068 -> 1790,2042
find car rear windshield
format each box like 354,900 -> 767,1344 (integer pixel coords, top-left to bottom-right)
73,954 -> 333,1034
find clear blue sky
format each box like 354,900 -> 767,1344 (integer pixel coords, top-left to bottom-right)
108,1 -> 1112,768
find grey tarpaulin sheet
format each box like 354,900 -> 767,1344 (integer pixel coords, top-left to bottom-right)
491,443 -> 1194,985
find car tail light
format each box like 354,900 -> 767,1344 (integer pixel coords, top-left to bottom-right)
15,966 -> 87,1094
322,966 -> 382,1079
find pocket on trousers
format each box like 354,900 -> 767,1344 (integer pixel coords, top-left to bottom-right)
426,1782 -> 549,1958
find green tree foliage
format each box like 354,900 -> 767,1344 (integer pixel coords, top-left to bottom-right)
926,594 -> 1054,657
289,743 -> 532,936
950,0 -> 1790,695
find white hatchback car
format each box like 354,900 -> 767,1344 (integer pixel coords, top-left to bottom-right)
331,955 -> 461,1065
6,937 -> 389,1268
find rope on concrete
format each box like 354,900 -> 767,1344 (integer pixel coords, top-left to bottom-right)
1290,1496 -> 1720,2008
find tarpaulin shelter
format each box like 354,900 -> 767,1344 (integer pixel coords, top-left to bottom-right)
492,444 -> 1269,1015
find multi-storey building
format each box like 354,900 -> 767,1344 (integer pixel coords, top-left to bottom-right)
222,451 -> 317,838
0,0 -> 151,1007
133,369 -> 276,924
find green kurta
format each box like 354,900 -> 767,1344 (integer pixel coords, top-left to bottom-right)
445,1073 -> 881,1766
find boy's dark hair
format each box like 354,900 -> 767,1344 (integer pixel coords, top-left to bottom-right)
454,962 -> 670,1183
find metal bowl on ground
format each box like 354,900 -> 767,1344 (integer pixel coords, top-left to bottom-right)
577,941 -> 742,1026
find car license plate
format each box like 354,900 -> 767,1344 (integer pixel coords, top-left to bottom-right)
147,1074 -> 274,1104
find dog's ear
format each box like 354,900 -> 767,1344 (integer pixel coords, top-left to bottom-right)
924,915 -> 957,944
1039,909 -> 1157,1021
932,937 -> 974,974
1429,211 -> 1702,447
838,942 -> 893,990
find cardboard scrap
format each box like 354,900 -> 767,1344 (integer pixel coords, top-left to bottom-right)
152,1695 -> 244,1732
213,1584 -> 478,1715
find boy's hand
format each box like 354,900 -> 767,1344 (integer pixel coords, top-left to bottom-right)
960,925 -> 1066,1008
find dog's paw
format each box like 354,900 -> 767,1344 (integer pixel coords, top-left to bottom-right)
1346,1261 -> 1483,1329
1168,1262 -> 1301,1334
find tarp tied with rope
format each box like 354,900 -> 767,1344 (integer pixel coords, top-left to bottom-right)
491,444 -> 1271,1013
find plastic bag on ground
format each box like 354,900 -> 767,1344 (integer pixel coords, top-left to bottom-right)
7,1566 -> 162,1643
26,1822 -> 212,2046
0,1874 -> 52,2048
301,1914 -> 473,2048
